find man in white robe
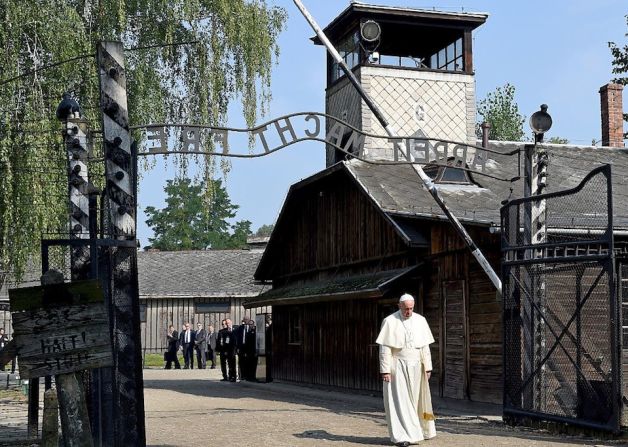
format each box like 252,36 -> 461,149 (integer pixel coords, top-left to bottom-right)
376,293 -> 436,446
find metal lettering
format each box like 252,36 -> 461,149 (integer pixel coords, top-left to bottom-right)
431,141 -> 448,163
304,114 -> 321,138
146,127 -> 168,153
451,144 -> 468,166
389,138 -> 406,161
251,126 -> 270,153
471,149 -> 488,172
326,122 -> 346,147
343,129 -> 366,157
212,129 -> 229,154
181,127 -> 200,152
407,139 -> 429,163
273,118 -> 298,146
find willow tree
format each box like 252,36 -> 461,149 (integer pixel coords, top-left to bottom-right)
0,0 -> 286,283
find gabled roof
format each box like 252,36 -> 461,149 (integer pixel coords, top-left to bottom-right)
346,142 -> 628,229
138,250 -> 264,299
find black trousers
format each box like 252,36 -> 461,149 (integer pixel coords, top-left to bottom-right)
183,343 -> 194,368
220,352 -> 236,380
207,347 -> 216,367
165,351 -> 181,369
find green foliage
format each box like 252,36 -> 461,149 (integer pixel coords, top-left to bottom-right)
609,14 -> 628,137
476,83 -> 526,142
0,1 -> 286,281
145,178 -> 251,250
254,223 -> 274,237
547,136 -> 569,144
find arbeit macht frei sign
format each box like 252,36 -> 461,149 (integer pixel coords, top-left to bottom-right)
135,112 -> 518,180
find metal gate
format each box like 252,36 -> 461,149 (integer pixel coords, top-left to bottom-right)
501,164 -> 621,432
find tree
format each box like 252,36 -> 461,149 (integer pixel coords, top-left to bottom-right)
254,224 -> 275,237
609,14 -> 628,139
548,137 -> 569,144
0,1 -> 286,280
145,178 -> 251,250
476,83 -> 526,141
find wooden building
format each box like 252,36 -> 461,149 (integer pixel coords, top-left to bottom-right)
138,249 -> 271,354
247,143 -> 628,408
245,2 -> 628,421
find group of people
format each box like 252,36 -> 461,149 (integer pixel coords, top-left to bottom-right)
159,295 -> 436,447
164,316 -> 258,382
165,322 -> 218,370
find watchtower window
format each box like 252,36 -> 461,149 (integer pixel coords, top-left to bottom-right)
331,31 -> 360,83
430,38 -> 464,72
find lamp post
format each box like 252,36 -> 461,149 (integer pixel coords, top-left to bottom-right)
525,104 -> 552,411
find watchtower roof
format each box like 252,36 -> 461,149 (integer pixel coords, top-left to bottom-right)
312,2 -> 488,46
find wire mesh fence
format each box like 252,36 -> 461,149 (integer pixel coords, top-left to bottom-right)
501,165 -> 620,431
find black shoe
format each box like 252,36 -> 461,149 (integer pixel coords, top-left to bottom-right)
210,366 -> 216,369
230,378 -> 236,382
395,443 -> 410,447
220,378 -> 228,382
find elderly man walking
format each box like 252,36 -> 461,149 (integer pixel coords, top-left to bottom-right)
375,293 -> 436,446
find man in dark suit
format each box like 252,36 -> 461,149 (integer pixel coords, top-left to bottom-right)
217,318 -> 237,381
236,316 -> 251,380
181,322 -> 195,369
243,320 -> 258,381
0,328 -> 7,372
207,324 -> 217,369
195,322 -> 207,369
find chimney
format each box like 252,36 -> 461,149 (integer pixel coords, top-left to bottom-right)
599,83 -> 625,147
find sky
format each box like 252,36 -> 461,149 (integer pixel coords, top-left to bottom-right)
136,0 -> 628,248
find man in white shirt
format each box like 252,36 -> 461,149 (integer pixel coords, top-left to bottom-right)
376,293 -> 436,446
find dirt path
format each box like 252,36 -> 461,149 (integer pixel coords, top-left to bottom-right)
143,368 -> 619,447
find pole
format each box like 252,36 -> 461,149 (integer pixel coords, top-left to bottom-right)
293,0 -> 502,294
97,40 -> 146,446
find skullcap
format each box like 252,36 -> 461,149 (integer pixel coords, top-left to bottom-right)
399,293 -> 415,303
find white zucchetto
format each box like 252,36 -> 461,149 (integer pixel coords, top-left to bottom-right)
399,293 -> 414,303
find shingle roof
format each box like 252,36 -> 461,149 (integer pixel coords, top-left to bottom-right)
345,142 -> 628,229
138,250 -> 264,298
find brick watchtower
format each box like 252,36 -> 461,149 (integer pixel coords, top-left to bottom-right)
315,3 -> 487,166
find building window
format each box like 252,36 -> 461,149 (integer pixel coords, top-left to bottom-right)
429,38 -> 464,72
139,304 -> 147,323
423,157 -> 473,185
288,309 -> 302,345
330,31 -> 361,83
195,301 -> 230,313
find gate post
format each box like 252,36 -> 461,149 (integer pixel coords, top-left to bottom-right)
524,139 -> 549,413
97,40 -> 146,446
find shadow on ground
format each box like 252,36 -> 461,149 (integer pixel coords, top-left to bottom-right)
144,375 -> 622,446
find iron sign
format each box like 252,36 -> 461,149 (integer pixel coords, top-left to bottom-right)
132,112 -> 520,181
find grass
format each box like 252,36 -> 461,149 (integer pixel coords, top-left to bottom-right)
0,388 -> 28,402
143,353 -> 179,368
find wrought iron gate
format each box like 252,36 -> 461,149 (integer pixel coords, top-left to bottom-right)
501,164 -> 621,432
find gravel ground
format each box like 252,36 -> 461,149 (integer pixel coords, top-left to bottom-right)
143,368 -> 622,447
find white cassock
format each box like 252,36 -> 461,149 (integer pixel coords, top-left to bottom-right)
376,311 -> 436,444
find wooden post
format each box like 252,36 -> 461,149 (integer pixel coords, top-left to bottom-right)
42,388 -> 59,447
97,40 -> 146,446
56,373 -> 93,447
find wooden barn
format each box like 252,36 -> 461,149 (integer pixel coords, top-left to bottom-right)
137,249 -> 271,354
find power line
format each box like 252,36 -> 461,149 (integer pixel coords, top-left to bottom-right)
0,53 -> 96,87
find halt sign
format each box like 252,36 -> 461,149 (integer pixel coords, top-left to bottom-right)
9,279 -> 112,379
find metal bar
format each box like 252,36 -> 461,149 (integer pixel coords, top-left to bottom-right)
293,0 -> 502,294
504,407 -> 618,433
27,377 -> 39,438
509,268 -> 605,399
